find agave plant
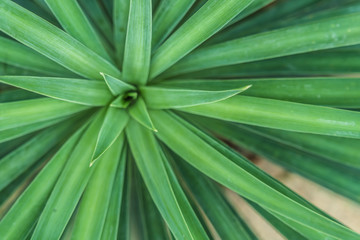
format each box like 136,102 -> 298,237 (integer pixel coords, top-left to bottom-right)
1,0 -> 360,239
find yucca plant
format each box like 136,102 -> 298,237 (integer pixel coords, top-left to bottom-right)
0,0 -> 360,239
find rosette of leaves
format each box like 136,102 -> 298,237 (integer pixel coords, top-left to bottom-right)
1,0 -> 360,239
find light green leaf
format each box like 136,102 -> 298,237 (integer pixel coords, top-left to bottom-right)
44,0 -> 111,61
150,110 -> 360,240
0,119 -> 80,191
101,73 -> 135,96
149,0 -> 253,79
179,95 -> 360,139
0,121 -> 86,240
141,85 -> 251,109
0,36 -> 73,76
165,13 -> 360,76
0,116 -> 68,143
101,146 -> 127,240
152,0 -> 195,50
0,76 -> 113,106
113,0 -> 130,67
128,97 -> 157,131
0,0 -> 120,80
126,119 -> 209,240
31,109 -> 106,240
160,77 -> 360,108
0,98 -> 89,131
91,108 -> 128,166
122,0 -> 152,85
71,135 -> 124,240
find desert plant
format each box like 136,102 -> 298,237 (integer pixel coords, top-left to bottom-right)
0,0 -> 360,239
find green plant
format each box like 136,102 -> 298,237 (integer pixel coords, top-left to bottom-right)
0,0 -> 360,239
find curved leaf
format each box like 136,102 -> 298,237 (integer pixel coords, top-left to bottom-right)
141,85 -> 251,109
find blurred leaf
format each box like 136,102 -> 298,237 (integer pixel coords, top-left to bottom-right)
71,135 -> 124,240
0,0 -> 120,80
44,0 -> 111,61
0,121 -> 86,240
31,109 -> 105,239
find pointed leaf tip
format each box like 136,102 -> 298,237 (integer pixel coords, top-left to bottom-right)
141,84 -> 252,109
91,108 -> 128,166
129,97 -> 157,131
101,73 -> 135,96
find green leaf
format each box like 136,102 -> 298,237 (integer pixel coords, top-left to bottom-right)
152,0 -> 195,50
0,76 -> 113,106
206,0 -> 319,45
247,202 -> 307,240
128,97 -> 157,131
216,123 -> 360,202
113,0 -> 130,67
101,73 -> 136,96
44,0 -> 111,61
100,146 -> 127,240
31,109 -> 105,240
0,98 -> 89,131
0,89 -> 40,103
244,125 -> 360,169
150,110 -> 360,240
126,120 -> 209,240
0,121 -> 86,240
149,0 -> 253,79
0,119 -> 79,191
141,181 -> 169,240
122,0 -> 152,85
78,0 -> 114,45
71,135 -> 124,240
0,0 -> 120,80
91,108 -> 128,166
0,116 -> 68,143
165,13 -> 360,76
170,48 -> 360,79
169,153 -> 258,240
178,112 -> 337,221
110,91 -> 138,108
160,77 -> 360,108
141,85 -> 251,109
0,36 -> 73,76
179,95 -> 360,139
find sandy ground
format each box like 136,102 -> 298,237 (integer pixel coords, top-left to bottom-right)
225,158 -> 360,240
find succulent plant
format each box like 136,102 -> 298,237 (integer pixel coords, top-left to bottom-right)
0,0 -> 360,239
